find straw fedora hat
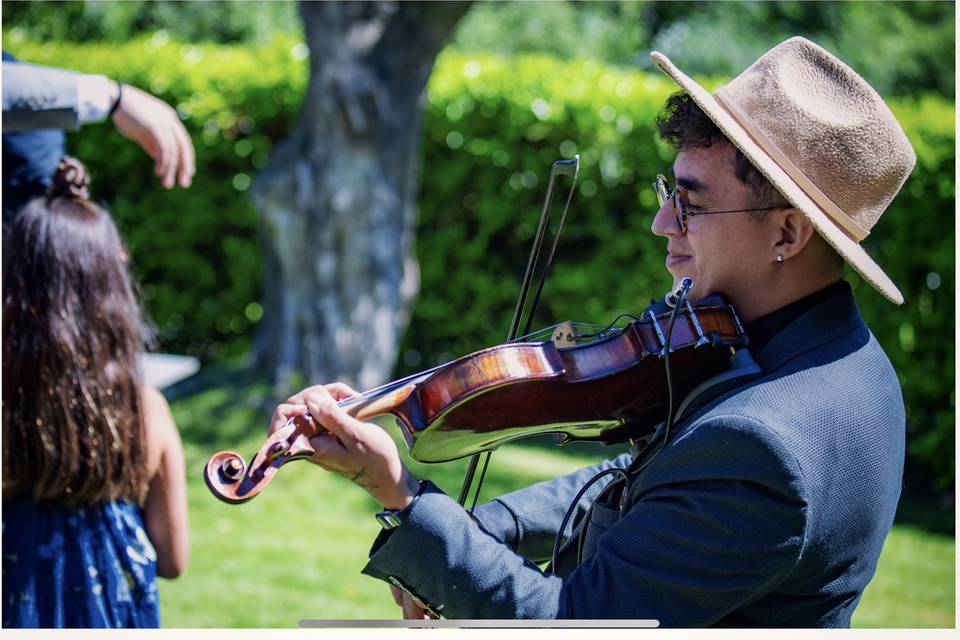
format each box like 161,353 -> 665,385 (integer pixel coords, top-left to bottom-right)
651,37 -> 915,304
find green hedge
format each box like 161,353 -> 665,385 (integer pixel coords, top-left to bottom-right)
4,31 -> 309,360
5,34 -> 954,493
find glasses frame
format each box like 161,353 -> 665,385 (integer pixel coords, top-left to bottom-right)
652,174 -> 780,233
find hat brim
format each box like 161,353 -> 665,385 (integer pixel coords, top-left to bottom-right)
651,51 -> 904,305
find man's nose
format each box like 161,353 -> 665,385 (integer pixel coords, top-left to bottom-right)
651,199 -> 680,238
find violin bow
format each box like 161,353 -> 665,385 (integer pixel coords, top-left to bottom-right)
456,154 -> 581,509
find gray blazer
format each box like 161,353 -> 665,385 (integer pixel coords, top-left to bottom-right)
362,283 -> 905,626
2,61 -> 84,132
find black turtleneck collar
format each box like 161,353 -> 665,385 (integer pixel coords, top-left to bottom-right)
744,280 -> 851,356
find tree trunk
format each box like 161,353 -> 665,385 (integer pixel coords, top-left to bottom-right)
250,1 -> 470,391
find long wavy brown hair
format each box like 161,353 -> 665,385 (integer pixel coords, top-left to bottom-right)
3,156 -> 150,507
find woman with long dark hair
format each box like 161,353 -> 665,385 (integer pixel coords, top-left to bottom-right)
2,156 -> 190,627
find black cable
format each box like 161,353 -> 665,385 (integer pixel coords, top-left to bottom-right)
574,312 -> 645,340
549,466 -> 628,574
569,285 -> 692,567
549,279 -> 694,574
108,81 -> 123,117
629,278 -> 693,478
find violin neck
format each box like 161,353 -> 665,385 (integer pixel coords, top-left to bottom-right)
338,380 -> 419,423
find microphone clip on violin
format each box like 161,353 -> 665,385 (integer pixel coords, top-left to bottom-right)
666,277 -> 694,309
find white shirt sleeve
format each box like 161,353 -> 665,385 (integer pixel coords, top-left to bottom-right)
76,73 -> 117,124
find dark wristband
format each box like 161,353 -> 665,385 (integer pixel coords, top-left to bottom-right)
108,81 -> 123,117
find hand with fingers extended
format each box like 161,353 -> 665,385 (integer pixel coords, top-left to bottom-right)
111,84 -> 196,189
269,383 -> 421,510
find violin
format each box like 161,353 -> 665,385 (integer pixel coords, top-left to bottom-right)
205,292 -> 747,504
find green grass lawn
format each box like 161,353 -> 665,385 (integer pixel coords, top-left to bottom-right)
159,363 -> 955,628
853,523 -> 955,627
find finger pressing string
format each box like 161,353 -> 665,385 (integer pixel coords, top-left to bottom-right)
267,403 -> 307,435
304,389 -> 356,439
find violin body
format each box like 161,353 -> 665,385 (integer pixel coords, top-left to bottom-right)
205,294 -> 746,503
386,294 -> 743,461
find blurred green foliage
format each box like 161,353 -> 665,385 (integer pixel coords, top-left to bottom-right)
4,1 -> 952,97
1,0 -> 299,44
2,35 -> 953,494
451,0 -> 955,98
643,1 -> 955,98
451,0 -> 650,67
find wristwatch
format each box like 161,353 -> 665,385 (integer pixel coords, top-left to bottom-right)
375,480 -> 430,530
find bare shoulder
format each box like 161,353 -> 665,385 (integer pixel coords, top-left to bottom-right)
141,385 -> 176,433
140,385 -> 179,477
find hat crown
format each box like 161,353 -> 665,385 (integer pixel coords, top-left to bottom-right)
720,37 -> 916,233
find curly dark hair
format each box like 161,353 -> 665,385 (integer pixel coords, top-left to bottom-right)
3,156 -> 150,507
656,92 -> 789,210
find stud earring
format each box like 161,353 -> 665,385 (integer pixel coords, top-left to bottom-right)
776,254 -> 784,263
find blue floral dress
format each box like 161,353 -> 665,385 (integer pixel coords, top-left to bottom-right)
2,495 -> 160,628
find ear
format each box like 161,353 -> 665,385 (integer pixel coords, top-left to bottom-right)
772,208 -> 816,261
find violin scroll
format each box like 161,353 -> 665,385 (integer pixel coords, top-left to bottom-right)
204,413 -> 320,504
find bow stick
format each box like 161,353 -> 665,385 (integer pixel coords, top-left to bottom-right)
457,154 -> 581,509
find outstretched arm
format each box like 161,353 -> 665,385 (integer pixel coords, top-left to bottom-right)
3,60 -> 195,189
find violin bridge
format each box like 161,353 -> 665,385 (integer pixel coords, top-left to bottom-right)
647,309 -> 668,356
551,321 -> 578,348
685,300 -> 711,347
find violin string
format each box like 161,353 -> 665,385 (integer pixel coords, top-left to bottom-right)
508,316 -> 636,345
573,313 -> 644,340
338,366 -> 439,409
346,315 -> 609,410
506,325 -> 556,343
356,315 -> 611,409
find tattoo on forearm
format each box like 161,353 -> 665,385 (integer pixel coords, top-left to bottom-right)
349,467 -> 381,491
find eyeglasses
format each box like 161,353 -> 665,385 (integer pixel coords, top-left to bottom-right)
652,174 -> 780,233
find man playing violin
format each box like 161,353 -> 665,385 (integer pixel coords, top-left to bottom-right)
272,37 -> 914,626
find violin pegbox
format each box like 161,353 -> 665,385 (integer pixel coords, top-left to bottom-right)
204,414 -> 319,504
